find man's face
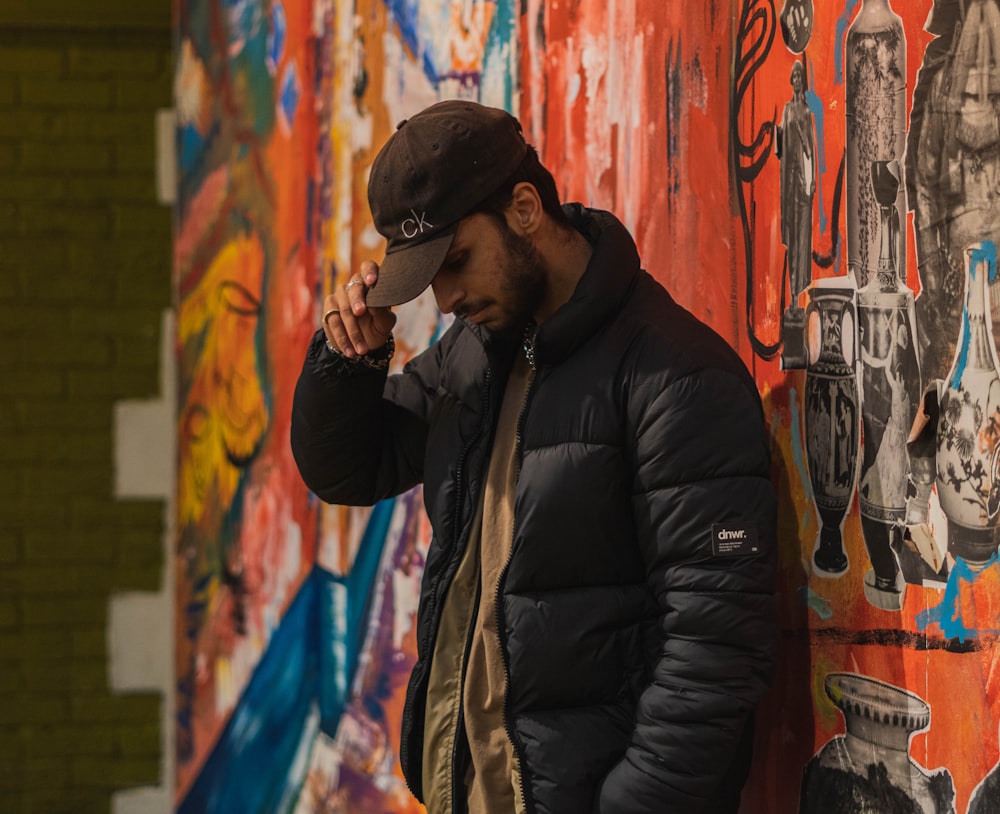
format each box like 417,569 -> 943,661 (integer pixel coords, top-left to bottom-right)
431,211 -> 546,336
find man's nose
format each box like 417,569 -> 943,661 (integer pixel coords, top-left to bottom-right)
431,276 -> 461,315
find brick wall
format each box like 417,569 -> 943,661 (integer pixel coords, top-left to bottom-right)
0,7 -> 172,813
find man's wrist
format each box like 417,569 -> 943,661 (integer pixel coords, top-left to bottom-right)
324,334 -> 395,370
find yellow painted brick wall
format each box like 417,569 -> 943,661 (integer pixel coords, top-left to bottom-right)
0,6 -> 172,812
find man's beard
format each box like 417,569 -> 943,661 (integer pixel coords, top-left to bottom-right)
490,222 -> 547,338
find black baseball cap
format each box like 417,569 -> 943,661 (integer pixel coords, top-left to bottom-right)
365,100 -> 529,308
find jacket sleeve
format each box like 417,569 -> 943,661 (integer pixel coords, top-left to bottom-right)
290,328 -> 445,505
597,364 -> 778,813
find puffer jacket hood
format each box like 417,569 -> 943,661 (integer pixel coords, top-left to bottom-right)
533,204 -> 640,367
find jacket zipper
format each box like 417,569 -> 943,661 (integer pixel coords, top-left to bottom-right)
494,363 -> 537,814
399,366 -> 494,804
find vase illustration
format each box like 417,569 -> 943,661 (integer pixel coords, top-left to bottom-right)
846,0 -> 906,288
799,672 -> 956,813
805,280 -> 860,575
910,0 -> 1000,382
936,242 -> 1000,566
899,385 -> 951,586
857,160 -> 921,609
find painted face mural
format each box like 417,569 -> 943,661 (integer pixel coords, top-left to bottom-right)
174,1 -> 1000,812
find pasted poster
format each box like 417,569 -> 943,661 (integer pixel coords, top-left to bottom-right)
173,0 -> 1000,812
719,1 -> 1000,811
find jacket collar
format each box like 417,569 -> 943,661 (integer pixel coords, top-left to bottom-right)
456,205 -> 641,368
532,204 -> 641,367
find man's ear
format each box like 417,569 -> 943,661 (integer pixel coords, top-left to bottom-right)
506,182 -> 542,234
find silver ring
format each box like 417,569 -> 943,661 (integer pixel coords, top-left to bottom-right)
345,278 -> 364,293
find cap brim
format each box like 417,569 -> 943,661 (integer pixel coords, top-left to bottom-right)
366,227 -> 456,308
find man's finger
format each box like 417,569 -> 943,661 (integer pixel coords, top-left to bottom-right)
345,276 -> 368,316
321,295 -> 343,350
323,310 -> 357,358
370,309 -> 397,340
360,260 -> 379,287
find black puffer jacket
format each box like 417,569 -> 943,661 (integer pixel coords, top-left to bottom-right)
291,206 -> 778,814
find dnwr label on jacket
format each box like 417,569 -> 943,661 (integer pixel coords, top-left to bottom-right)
711,523 -> 759,557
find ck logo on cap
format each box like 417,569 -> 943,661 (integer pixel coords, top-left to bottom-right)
401,209 -> 434,239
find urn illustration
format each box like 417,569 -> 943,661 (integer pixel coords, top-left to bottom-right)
846,0 -> 906,289
800,672 -> 956,813
936,242 -> 1000,565
857,160 -> 921,609
805,280 -> 860,575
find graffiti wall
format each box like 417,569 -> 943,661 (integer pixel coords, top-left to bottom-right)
173,0 -> 1000,812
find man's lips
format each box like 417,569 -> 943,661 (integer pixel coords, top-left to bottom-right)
459,303 -> 490,323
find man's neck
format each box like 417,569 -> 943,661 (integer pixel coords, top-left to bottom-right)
534,225 -> 594,323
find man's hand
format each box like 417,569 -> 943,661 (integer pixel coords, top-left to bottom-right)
322,260 -> 397,358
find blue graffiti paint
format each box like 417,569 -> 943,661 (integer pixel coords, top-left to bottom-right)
483,0 -> 518,110
178,574 -> 321,814
799,586 -> 834,619
222,0 -> 259,52
280,61 -> 300,127
180,517 -> 402,808
949,242 -> 997,389
383,0 -> 438,84
267,1 -> 286,75
318,498 -> 396,736
950,297 -> 971,390
805,58 -> 828,234
223,0 -> 276,139
178,123 -> 206,175
318,571 -> 349,732
915,553 -> 1000,642
976,240 -> 999,284
834,0 -> 862,85
382,0 -> 511,98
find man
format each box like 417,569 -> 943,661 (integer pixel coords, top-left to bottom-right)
292,100 -> 778,814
